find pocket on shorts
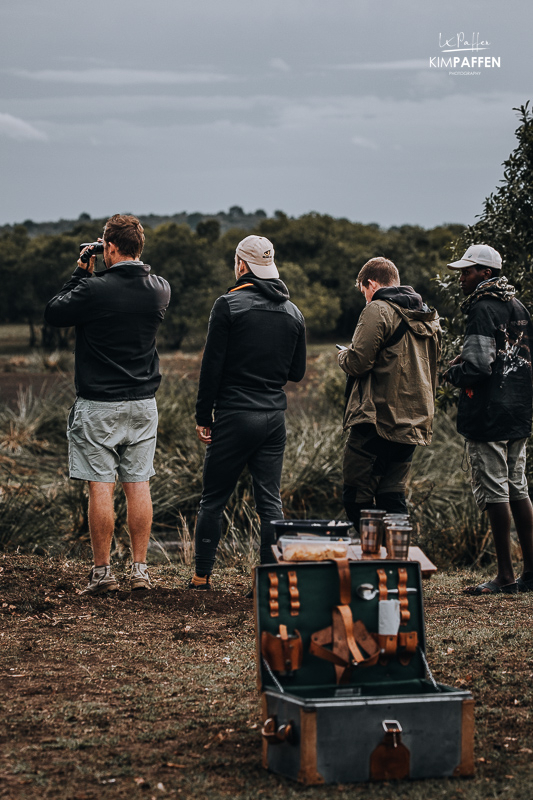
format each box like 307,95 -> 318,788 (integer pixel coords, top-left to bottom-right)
79,401 -> 121,444
66,402 -> 78,438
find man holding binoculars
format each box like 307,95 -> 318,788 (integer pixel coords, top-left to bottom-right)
45,214 -> 171,595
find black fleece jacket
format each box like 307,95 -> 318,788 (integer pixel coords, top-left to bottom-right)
44,262 -> 171,401
195,274 -> 306,426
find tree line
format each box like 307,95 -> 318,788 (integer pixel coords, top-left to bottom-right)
2,101 -> 532,352
0,212 -> 463,350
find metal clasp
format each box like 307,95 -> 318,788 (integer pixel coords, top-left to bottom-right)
382,719 -> 402,747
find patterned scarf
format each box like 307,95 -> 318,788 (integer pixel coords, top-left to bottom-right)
461,276 -> 516,313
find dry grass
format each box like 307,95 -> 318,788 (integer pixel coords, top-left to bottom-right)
0,349 -> 526,573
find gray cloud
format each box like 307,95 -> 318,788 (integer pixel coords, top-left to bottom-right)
10,68 -> 234,86
270,58 -> 291,72
329,60 -> 428,71
0,0 -> 531,226
0,112 -> 47,141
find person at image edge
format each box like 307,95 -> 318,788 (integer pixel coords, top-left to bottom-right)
44,214 -> 171,595
444,243 -> 533,595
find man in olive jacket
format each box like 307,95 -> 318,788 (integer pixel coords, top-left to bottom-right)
338,257 -> 441,529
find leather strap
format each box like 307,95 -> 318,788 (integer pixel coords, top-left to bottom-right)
336,559 -> 352,605
334,605 -> 365,666
377,568 -> 388,601
398,567 -> 410,624
310,609 -> 379,683
398,630 -> 418,666
378,633 -> 398,658
288,570 -> 300,616
261,626 -> 303,673
268,571 -> 279,618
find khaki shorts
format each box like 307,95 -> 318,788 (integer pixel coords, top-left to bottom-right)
467,438 -> 529,510
67,397 -> 158,482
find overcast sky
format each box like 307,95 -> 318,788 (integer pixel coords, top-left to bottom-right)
0,0 -> 531,228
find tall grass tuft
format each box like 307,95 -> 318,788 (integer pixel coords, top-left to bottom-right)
0,369 -> 503,570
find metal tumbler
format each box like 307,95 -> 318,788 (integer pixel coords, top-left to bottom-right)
385,525 -> 412,560
360,517 -> 383,555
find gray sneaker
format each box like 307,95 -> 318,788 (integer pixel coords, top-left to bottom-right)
130,562 -> 152,591
81,565 -> 119,596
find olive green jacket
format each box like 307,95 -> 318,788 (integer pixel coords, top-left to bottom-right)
338,298 -> 442,444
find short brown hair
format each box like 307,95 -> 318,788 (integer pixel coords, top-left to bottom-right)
103,214 -> 145,258
357,257 -> 400,289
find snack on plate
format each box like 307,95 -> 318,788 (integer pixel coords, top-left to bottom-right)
279,536 -> 350,562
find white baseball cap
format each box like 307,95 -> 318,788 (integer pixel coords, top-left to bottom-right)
447,244 -> 502,271
235,235 -> 278,279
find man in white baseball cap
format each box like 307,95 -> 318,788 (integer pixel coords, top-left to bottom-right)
235,234 -> 279,279
189,234 -> 306,591
443,243 -> 533,595
447,243 -> 502,272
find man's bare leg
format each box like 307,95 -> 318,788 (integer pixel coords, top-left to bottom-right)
87,481 -> 116,566
122,481 -> 153,563
510,497 -> 533,575
485,502 -> 515,587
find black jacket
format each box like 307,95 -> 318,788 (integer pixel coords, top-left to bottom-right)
195,275 -> 306,426
446,277 -> 533,441
44,262 -> 171,401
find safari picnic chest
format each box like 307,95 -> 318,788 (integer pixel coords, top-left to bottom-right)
254,558 -> 474,785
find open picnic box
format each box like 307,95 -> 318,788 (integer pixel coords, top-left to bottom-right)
254,555 -> 474,784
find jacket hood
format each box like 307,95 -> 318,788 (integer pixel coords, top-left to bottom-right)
461,275 -> 516,313
229,274 -> 290,303
373,285 -> 440,337
373,285 -> 427,311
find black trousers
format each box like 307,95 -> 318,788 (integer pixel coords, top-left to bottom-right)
194,409 -> 286,575
342,423 -> 416,532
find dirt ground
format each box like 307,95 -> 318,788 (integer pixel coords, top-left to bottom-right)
1,555 -> 532,800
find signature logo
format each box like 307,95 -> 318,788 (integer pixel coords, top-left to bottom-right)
438,32 -> 490,53
430,32 -> 500,72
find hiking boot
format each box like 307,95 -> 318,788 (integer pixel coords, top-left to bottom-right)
188,573 -> 211,590
81,565 -> 119,596
130,562 -> 152,591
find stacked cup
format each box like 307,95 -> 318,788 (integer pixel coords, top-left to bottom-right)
359,509 -> 387,556
383,513 -> 411,560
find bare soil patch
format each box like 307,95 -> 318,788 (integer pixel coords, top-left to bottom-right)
1,556 -> 532,800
